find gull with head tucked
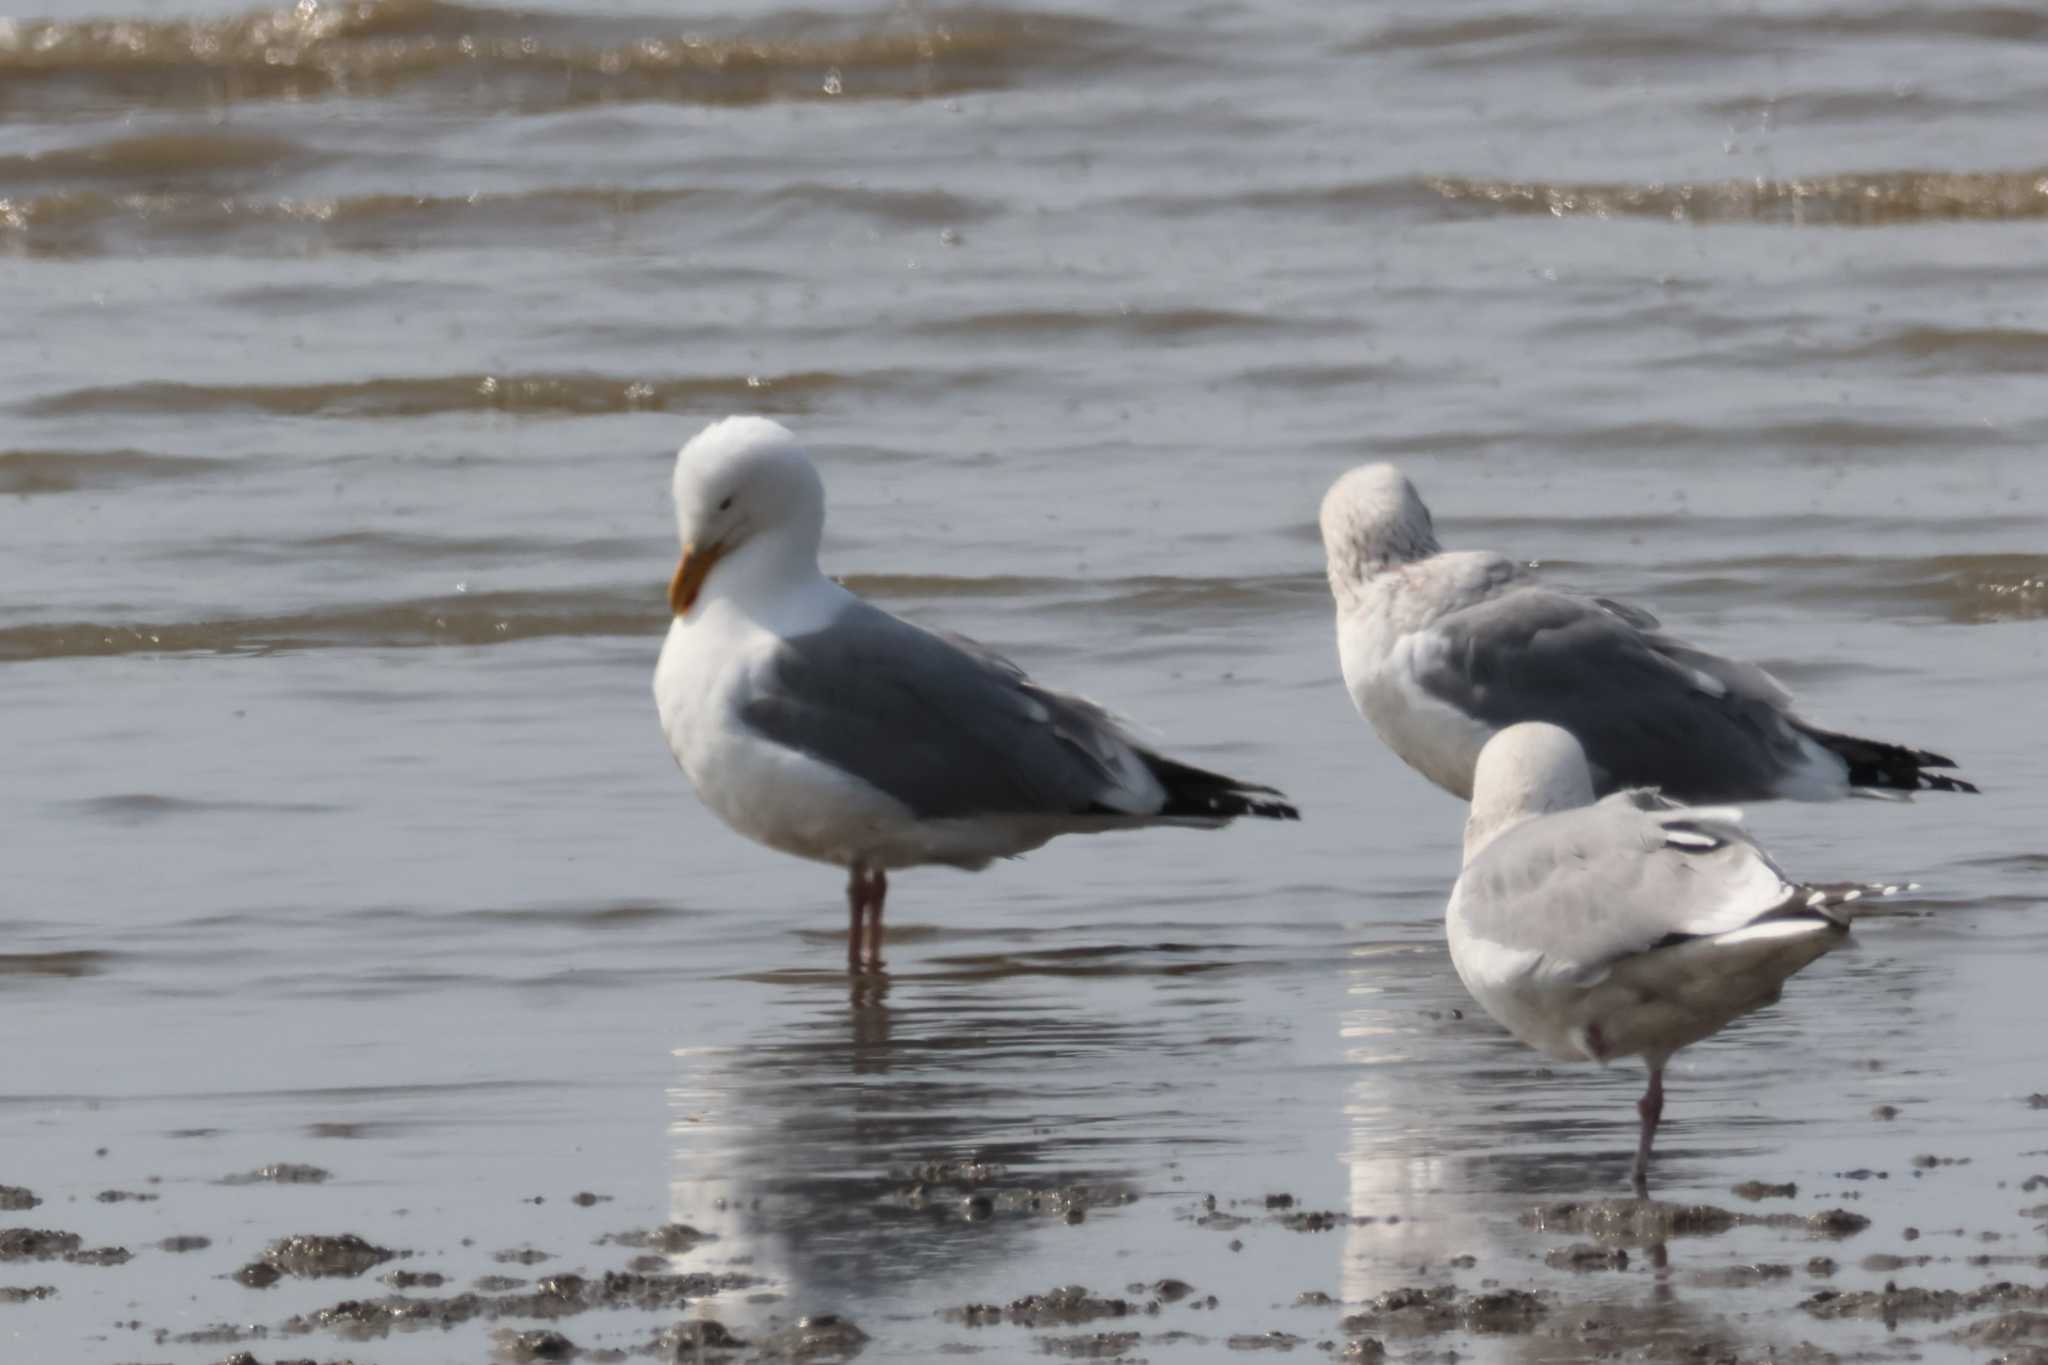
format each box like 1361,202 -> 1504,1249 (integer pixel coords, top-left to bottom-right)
653,416 -> 1299,971
1318,463 -> 1975,804
1448,723 -> 1904,1193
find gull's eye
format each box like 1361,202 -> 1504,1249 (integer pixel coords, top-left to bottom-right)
718,496 -> 734,511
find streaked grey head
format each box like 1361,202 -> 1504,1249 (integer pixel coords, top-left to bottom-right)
1463,722 -> 1597,863
666,415 -> 828,616
1318,463 -> 1441,594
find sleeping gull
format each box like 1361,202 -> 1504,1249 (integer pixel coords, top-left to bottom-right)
653,416 -> 1300,971
1447,722 -> 1904,1193
1319,463 -> 1975,803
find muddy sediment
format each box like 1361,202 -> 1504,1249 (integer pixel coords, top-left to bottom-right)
1340,1286 -> 1547,1337
220,1163 -> 333,1186
1803,1281 -> 2048,1322
256,1234 -> 397,1279
945,1284 -> 1158,1328
598,1223 -> 708,1253
0,1229 -> 82,1261
1520,1199 -> 1869,1244
1543,1244 -> 1629,1272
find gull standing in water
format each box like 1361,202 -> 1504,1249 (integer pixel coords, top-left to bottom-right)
653,416 -> 1299,971
1447,723 -> 1903,1193
1318,464 -> 1975,803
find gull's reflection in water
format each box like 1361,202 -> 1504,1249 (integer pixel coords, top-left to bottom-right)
662,967 -> 1166,1315
1332,903 -> 1947,1361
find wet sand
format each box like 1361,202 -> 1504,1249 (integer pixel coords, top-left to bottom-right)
5,921 -> 2046,1364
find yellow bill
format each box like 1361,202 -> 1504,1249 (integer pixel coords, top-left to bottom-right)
668,541 -> 727,616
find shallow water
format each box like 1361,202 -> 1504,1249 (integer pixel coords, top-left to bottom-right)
3,0 -> 2046,1360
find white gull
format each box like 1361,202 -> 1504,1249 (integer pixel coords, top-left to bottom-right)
1318,463 -> 1975,803
653,416 -> 1299,971
1447,722 -> 1906,1193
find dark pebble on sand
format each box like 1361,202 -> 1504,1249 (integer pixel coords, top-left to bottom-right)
1295,1290 -> 1337,1307
235,1263 -> 283,1289
475,1275 -> 526,1292
95,1189 -> 158,1203
2030,1094 -> 2048,1110
1807,1257 -> 1839,1277
0,1187 -> 40,1211
961,1194 -> 994,1222
382,1268 -> 445,1288
570,1192 -> 606,1207
1340,1340 -> 1386,1362
495,1248 -> 551,1265
0,1286 -> 55,1303
1872,1105 -> 1900,1120
63,1245 -> 131,1266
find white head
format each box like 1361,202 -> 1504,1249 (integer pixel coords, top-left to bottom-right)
666,415 -> 827,617
1318,463 -> 1441,597
1463,722 -> 1596,863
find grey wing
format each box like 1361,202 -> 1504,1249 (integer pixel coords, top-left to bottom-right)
735,601 -> 1159,821
1456,797 -> 1802,984
1416,587 -> 1806,802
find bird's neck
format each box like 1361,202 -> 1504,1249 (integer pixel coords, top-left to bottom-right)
701,533 -> 846,636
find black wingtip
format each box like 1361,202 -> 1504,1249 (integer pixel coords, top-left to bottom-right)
1143,752 -> 1301,821
1795,723 -> 1977,796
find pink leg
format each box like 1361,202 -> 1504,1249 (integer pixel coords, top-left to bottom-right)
863,869 -> 888,971
1632,1064 -> 1666,1197
845,863 -> 867,971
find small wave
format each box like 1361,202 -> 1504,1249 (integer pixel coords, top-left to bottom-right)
0,950 -> 115,979
0,448 -> 229,494
1356,7 -> 2048,63
1368,415 -> 2019,462
1652,553 -> 2048,624
0,586 -> 661,662
0,131 -> 314,186
842,572 -> 1317,615
1425,168 -> 2048,226
0,0 -> 1138,111
0,182 -> 991,258
0,574 -> 1322,663
150,529 -> 646,568
912,306 -> 1311,341
23,369 -> 911,419
1832,325 -> 2048,374
69,793 -> 338,822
